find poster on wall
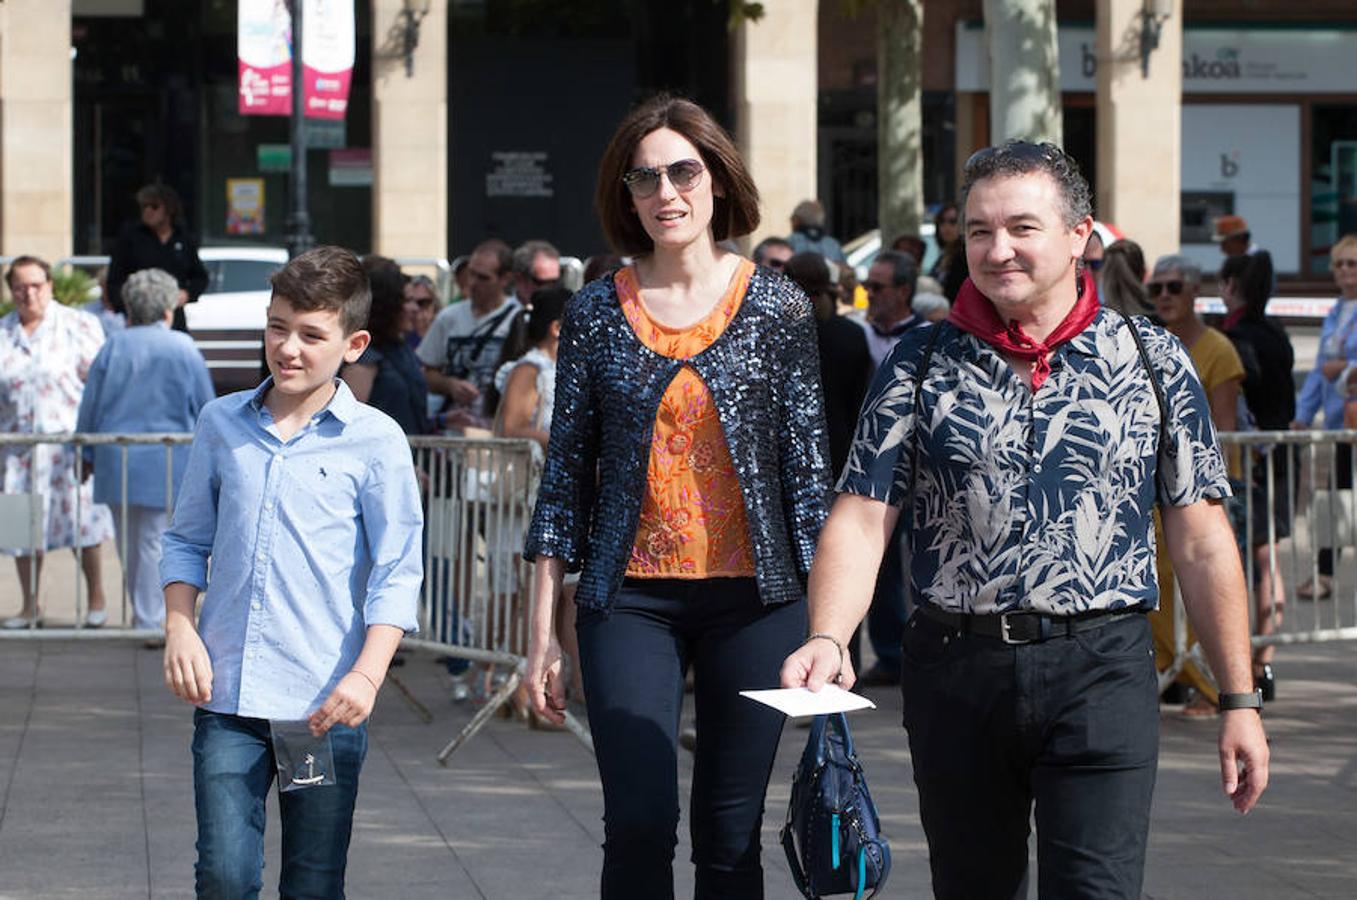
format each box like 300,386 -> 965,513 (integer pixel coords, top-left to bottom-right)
226,178 -> 266,235
238,0 -> 353,120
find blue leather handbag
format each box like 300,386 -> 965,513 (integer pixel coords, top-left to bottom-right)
780,712 -> 891,899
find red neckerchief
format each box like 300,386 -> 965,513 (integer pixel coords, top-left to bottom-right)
1222,307 -> 1246,331
947,268 -> 1100,389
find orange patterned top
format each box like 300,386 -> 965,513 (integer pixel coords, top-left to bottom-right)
616,260 -> 756,578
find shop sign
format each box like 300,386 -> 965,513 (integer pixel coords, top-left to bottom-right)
485,152 -> 554,198
257,143 -> 292,172
226,178 -> 266,236
238,0 -> 354,120
956,24 -> 1357,94
329,149 -> 372,187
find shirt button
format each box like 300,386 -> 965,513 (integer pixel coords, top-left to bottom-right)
251,601 -> 261,611
1032,462 -> 1043,474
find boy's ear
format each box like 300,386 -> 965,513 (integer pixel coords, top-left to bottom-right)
343,329 -> 371,363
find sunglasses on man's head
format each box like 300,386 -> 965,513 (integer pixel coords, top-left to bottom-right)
964,141 -> 1066,172
622,159 -> 705,199
1147,280 -> 1186,297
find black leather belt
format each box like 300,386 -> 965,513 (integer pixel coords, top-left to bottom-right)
916,604 -> 1142,645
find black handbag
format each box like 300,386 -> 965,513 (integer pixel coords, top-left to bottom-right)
780,712 -> 891,899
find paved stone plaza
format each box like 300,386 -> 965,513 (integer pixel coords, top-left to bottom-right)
0,631 -> 1353,899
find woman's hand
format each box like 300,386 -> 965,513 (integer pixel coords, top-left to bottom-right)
1322,358 -> 1348,381
525,629 -> 568,725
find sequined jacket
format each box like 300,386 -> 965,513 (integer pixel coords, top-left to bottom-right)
525,266 -> 832,611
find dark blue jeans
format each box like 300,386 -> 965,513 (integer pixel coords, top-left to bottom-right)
900,610 -> 1159,899
576,578 -> 806,900
192,709 -> 368,899
865,517 -> 909,671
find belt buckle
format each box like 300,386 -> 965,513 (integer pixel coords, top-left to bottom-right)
999,612 -> 1033,645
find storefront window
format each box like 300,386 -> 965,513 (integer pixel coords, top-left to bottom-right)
1309,104 -> 1357,276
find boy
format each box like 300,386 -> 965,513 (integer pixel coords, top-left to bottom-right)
159,246 -> 423,897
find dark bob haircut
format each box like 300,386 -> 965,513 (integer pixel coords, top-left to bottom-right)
595,95 -> 760,256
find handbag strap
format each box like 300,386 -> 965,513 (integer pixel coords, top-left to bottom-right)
780,823 -> 817,899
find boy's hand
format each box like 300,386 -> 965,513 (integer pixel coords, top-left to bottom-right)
163,625 -> 213,705
308,670 -> 379,736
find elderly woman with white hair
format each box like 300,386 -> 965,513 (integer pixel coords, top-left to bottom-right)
76,267 -> 214,632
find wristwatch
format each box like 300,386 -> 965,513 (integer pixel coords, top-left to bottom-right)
1217,689 -> 1263,712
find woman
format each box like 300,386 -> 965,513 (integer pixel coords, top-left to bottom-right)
928,201 -> 960,283
404,274 -> 440,351
343,255 -> 430,436
1097,238 -> 1152,317
106,183 -> 208,333
1,256 -> 114,629
76,268 -> 214,632
1293,233 -> 1357,599
523,96 -> 830,898
1220,250 -> 1293,701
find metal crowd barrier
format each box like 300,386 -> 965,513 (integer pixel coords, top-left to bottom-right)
0,432 -> 589,762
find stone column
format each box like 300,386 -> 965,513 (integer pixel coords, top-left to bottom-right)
1096,0 -> 1181,265
732,0 -> 819,250
983,0 -> 1063,145
0,0 -> 74,263
878,0 -> 925,243
371,0 -> 448,260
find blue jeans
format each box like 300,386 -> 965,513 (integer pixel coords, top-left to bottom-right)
192,709 -> 367,899
576,578 -> 806,900
865,517 -> 909,671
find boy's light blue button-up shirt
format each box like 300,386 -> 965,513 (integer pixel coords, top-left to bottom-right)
75,322 -> 215,509
160,379 -> 423,720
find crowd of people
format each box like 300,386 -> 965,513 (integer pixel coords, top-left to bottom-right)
18,90 -> 1357,897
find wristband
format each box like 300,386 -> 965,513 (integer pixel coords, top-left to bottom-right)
350,669 -> 381,692
1217,689 -> 1263,712
803,632 -> 845,678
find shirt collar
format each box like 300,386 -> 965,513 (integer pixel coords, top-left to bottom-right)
249,377 -> 358,425
871,313 -> 923,339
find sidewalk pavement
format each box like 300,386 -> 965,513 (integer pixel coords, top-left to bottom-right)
0,632 -> 1353,899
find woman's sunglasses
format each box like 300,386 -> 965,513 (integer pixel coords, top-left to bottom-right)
622,159 -> 705,199
1147,280 -> 1186,297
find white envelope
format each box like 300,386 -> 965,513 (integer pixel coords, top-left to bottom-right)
739,685 -> 877,718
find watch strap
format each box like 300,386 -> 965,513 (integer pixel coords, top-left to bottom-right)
1217,689 -> 1263,712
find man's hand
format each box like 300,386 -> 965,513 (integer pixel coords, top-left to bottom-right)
447,377 -> 480,406
1220,709 -> 1270,814
780,638 -> 856,692
308,671 -> 380,736
163,624 -> 213,705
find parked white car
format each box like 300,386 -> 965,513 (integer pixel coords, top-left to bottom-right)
844,223 -> 941,282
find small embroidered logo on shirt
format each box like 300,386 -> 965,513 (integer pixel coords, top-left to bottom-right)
319,467 -> 327,478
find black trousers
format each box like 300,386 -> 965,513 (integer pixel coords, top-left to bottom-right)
1319,442 -> 1352,576
576,578 -> 806,900
900,610 -> 1159,900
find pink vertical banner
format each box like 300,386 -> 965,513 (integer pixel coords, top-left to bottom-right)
302,0 -> 354,121
238,0 -> 293,116
238,0 -> 353,120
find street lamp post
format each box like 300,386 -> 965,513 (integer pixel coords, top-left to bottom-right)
287,0 -> 314,259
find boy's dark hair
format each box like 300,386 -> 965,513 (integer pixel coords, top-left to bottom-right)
269,245 -> 371,334
361,254 -> 406,346
960,141 -> 1092,230
595,94 -> 760,256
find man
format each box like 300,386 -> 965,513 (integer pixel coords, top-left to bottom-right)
1213,214 -> 1256,258
854,248 -> 929,686
416,239 -> 520,429
511,239 -> 561,304
786,199 -> 846,263
1148,254 -> 1246,716
751,236 -> 794,270
782,142 -> 1268,898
